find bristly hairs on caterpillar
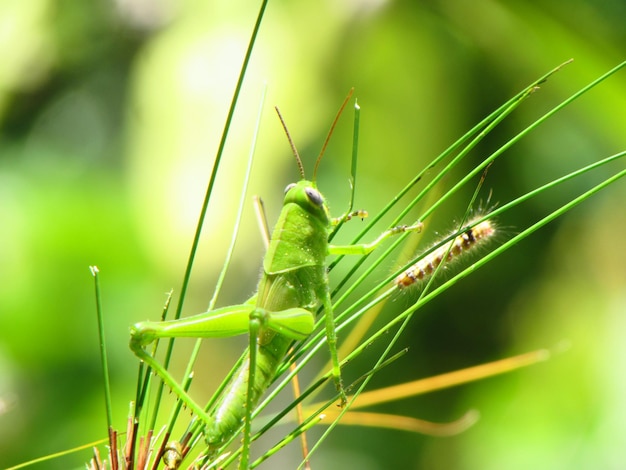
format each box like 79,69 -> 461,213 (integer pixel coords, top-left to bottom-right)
393,206 -> 500,292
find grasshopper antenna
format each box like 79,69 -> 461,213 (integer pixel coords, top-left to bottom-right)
313,88 -> 354,181
275,106 -> 305,180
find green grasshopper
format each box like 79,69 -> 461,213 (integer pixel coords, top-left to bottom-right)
129,91 -> 422,466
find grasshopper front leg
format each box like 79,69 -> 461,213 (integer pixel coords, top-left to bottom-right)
329,222 -> 423,256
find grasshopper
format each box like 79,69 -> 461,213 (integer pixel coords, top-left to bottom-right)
129,90 -> 422,466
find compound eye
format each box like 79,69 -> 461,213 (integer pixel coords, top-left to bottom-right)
305,187 -> 324,207
284,183 -> 297,194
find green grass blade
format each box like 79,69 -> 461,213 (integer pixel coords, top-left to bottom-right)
89,266 -> 113,432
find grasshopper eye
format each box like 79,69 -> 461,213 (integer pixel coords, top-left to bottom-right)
284,183 -> 297,194
305,187 -> 324,207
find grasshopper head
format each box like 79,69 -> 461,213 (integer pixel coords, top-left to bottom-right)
283,180 -> 330,225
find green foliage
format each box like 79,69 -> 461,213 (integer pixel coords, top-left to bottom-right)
1,1 -> 625,469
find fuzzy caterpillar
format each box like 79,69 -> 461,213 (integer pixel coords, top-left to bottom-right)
395,219 -> 496,289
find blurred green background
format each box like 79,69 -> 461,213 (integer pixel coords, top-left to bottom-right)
1,1 -> 625,469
